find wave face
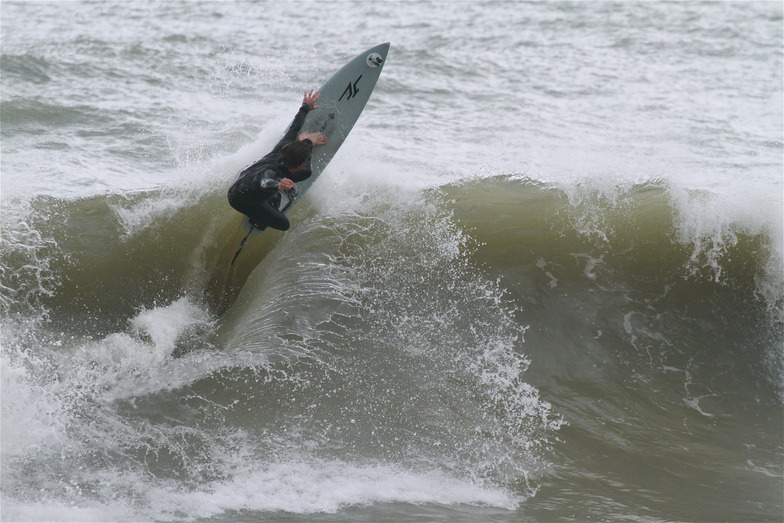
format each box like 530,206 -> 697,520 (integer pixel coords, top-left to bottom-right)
2,174 -> 781,521
2,1 -> 782,521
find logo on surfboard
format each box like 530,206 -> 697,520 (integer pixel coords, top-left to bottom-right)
339,75 -> 362,102
366,53 -> 383,68
319,113 -> 336,133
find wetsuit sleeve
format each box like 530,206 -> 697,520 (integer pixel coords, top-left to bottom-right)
271,103 -> 311,153
259,169 -> 280,193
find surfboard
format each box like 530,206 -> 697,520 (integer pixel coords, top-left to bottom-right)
240,42 -> 390,234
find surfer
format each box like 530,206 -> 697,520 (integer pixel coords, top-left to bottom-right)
227,89 -> 328,231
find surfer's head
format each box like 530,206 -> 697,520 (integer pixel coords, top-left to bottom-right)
281,141 -> 312,171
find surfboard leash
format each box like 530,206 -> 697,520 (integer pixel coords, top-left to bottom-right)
229,228 -> 254,267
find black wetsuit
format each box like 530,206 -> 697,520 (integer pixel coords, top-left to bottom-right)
228,103 -> 314,231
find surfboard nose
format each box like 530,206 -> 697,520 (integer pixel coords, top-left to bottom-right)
370,42 -> 390,56
366,42 -> 389,68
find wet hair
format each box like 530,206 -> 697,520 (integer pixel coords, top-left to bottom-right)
281,141 -> 311,169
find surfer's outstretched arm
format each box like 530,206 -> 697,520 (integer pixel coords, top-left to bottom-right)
299,89 -> 328,144
272,89 -> 321,152
271,89 -> 328,151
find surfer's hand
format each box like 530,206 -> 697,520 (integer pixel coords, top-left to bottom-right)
278,178 -> 295,191
298,132 -> 328,145
303,89 -> 320,110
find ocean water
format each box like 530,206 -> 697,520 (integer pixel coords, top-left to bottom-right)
1,1 -> 782,521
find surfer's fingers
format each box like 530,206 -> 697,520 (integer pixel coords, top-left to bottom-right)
303,90 -> 320,109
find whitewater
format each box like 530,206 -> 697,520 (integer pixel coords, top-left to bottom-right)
1,1 -> 782,521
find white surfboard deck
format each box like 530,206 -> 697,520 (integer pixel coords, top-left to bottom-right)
242,42 -> 389,234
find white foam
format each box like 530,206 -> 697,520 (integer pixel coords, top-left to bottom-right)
1,460 -> 519,522
1,499 -> 136,523
147,460 -> 520,519
1,297 -> 217,454
668,178 -> 783,280
68,297 -> 218,401
0,349 -> 68,458
111,193 -> 186,236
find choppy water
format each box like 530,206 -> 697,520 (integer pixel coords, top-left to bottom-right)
2,1 -> 782,521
